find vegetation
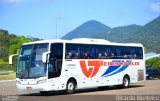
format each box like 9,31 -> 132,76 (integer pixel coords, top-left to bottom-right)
127,16 -> 160,53
0,29 -> 40,71
0,72 -> 16,80
92,24 -> 142,42
9,36 -> 32,56
146,57 -> 160,70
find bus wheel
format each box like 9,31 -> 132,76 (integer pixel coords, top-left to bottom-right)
122,76 -> 130,88
66,80 -> 76,94
40,91 -> 49,95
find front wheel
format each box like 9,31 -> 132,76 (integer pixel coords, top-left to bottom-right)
66,81 -> 76,94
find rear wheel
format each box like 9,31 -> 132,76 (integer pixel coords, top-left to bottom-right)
66,80 -> 76,94
122,76 -> 130,88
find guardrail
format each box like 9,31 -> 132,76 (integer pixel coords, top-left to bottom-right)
0,64 -> 16,80
0,64 -> 16,73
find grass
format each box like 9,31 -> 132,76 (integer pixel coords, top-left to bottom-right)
0,65 -> 16,70
0,72 -> 16,80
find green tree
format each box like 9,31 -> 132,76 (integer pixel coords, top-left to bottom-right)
146,57 -> 160,70
9,36 -> 32,55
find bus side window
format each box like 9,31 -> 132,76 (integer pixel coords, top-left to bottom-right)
133,54 -> 137,59
80,45 -> 91,59
105,48 -> 109,59
108,49 -> 114,59
66,52 -> 72,59
138,48 -> 143,59
98,53 -> 102,59
133,47 -> 143,59
91,47 -> 96,59
122,47 -> 130,59
101,51 -> 107,59
66,43 -> 79,59
115,48 -> 121,59
73,52 -> 78,59
82,53 -> 87,59
95,45 -> 107,59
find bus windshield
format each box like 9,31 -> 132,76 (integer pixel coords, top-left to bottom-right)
17,43 -> 48,78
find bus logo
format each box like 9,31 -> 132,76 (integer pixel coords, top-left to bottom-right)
80,60 -> 100,78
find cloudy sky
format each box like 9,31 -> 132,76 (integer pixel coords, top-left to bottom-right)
0,0 -> 160,39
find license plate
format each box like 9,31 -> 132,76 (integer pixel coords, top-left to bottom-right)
26,87 -> 32,90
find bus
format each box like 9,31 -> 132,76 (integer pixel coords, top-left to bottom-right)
9,38 -> 145,94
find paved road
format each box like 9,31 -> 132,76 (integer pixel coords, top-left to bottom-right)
0,80 -> 160,101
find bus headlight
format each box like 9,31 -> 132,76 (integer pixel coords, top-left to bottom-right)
37,79 -> 46,84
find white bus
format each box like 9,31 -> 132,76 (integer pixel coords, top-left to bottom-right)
9,38 -> 145,94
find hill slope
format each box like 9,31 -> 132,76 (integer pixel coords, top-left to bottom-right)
126,16 -> 160,52
62,20 -> 111,39
92,24 -> 142,42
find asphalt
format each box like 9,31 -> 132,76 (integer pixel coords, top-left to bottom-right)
0,79 -> 160,101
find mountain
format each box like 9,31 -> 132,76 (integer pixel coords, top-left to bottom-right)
92,24 -> 142,42
100,15 -> 160,53
62,20 -> 111,39
126,16 -> 160,52
61,16 -> 160,53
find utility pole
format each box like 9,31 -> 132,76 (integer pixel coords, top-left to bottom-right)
55,17 -> 62,39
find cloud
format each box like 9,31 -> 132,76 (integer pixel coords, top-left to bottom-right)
4,0 -> 44,5
150,3 -> 160,13
6,0 -> 25,3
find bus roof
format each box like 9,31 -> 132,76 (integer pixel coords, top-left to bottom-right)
22,38 -> 143,47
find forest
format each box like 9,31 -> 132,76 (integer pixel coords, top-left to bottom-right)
0,29 -> 39,65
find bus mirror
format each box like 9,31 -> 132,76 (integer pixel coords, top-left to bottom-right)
9,54 -> 18,65
42,51 -> 50,63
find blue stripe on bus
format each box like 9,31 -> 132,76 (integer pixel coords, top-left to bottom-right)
101,60 -> 132,77
103,64 -> 128,77
101,65 -> 121,77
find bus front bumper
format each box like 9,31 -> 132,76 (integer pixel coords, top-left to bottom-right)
16,83 -> 47,92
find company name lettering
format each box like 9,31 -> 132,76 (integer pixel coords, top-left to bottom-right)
99,61 -> 140,66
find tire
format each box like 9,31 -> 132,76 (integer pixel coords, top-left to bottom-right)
40,91 -> 49,95
122,76 -> 130,88
66,80 -> 76,94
